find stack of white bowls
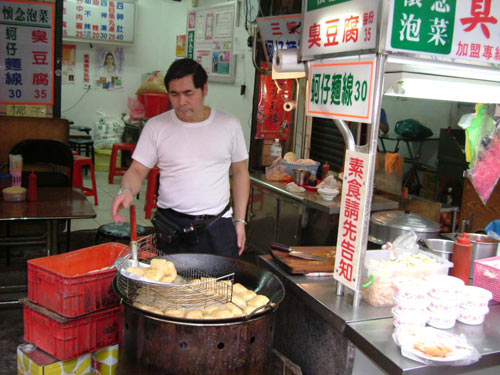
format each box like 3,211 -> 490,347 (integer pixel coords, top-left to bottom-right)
457,286 -> 493,325
425,275 -> 464,329
391,276 -> 430,328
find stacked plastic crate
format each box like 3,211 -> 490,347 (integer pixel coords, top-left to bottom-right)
18,243 -> 127,374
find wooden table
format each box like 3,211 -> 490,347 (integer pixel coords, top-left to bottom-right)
0,188 -> 96,256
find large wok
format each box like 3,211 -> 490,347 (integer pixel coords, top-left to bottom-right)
114,253 -> 285,375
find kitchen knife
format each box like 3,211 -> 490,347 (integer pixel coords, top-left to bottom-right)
270,242 -> 328,261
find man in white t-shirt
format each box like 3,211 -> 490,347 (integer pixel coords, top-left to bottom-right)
111,58 -> 250,257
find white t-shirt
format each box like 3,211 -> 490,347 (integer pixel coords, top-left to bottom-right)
133,108 -> 248,216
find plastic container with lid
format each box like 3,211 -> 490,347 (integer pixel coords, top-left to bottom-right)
362,248 -> 453,307
2,186 -> 27,202
450,233 -> 474,284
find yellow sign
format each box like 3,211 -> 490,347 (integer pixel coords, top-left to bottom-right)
176,35 -> 186,57
7,105 -> 47,117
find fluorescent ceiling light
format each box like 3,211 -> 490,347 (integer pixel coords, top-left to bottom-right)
384,72 -> 500,104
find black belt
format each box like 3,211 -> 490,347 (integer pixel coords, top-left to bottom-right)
160,205 -> 229,222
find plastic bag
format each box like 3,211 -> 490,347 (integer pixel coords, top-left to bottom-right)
128,96 -> 145,121
393,327 -> 481,366
467,120 -> 500,204
393,231 -> 419,250
94,112 -> 125,149
265,157 -> 291,181
136,71 -> 167,95
395,119 -> 433,139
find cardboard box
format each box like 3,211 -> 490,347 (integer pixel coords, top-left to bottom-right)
91,344 -> 119,375
94,148 -> 116,172
17,344 -> 91,375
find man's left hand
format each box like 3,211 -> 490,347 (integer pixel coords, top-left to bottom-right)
234,221 -> 246,255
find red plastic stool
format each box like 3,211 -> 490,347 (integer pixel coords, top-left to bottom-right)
108,142 -> 136,184
144,166 -> 160,219
73,155 -> 99,205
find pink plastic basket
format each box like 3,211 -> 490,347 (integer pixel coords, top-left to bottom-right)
473,256 -> 500,302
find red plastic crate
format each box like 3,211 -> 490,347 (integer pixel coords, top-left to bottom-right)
28,242 -> 127,318
473,256 -> 500,302
23,298 -> 120,361
142,93 -> 170,117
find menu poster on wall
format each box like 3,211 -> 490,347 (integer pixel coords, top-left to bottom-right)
63,0 -> 135,44
0,0 -> 55,106
187,2 -> 236,82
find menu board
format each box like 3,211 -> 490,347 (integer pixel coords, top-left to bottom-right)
63,0 -> 135,44
0,0 -> 55,106
186,2 -> 236,83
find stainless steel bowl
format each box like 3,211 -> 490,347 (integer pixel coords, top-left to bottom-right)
422,238 -> 454,261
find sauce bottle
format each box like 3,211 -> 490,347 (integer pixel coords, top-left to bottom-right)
28,171 -> 38,201
322,162 -> 330,179
450,233 -> 473,284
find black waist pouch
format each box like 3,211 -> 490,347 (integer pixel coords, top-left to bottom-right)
151,210 -> 182,247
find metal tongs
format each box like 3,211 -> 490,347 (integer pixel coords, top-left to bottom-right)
130,205 -> 139,267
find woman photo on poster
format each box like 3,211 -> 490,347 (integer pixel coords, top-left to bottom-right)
97,50 -> 122,89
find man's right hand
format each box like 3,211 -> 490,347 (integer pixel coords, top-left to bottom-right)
111,189 -> 134,223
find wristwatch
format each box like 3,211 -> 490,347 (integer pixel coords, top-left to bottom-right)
117,186 -> 133,196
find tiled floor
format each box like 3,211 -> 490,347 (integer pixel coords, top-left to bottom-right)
73,170 -> 153,231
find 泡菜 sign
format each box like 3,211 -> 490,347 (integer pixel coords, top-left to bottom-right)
301,0 -> 379,60
257,14 -> 302,65
307,57 -> 375,123
388,0 -> 500,64
0,0 -> 55,105
63,0 -> 135,43
334,150 -> 371,291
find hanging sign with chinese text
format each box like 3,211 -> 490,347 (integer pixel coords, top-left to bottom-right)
257,14 -> 302,65
301,0 -> 379,61
334,150 -> 371,291
387,0 -> 500,64
307,57 -> 375,123
0,0 -> 55,106
63,0 -> 135,43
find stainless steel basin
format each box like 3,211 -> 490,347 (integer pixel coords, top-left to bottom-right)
422,238 -> 454,261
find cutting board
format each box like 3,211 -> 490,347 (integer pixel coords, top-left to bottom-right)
269,246 -> 336,274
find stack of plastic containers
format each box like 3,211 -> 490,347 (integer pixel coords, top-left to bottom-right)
19,243 -> 127,370
392,276 -> 430,328
426,275 -> 464,329
392,275 -> 493,330
457,286 -> 493,325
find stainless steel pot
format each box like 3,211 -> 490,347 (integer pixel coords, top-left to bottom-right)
114,254 -> 285,375
369,210 -> 441,245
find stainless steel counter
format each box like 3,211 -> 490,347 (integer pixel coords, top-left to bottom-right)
345,308 -> 500,375
250,173 -> 399,215
258,255 -> 500,375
